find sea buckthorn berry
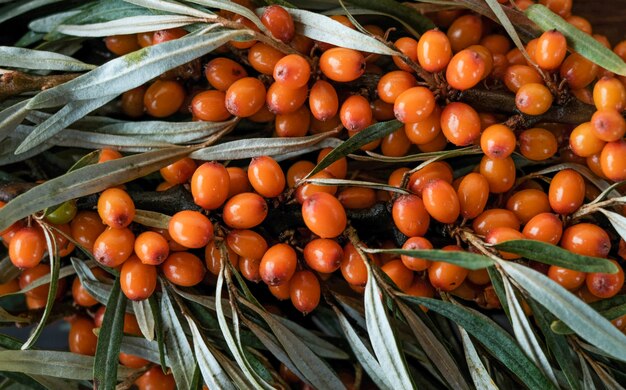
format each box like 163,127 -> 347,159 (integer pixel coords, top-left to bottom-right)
162,252 -> 205,287
248,156 -> 286,198
401,237 -> 433,271
266,82 -> 307,115
295,171 -> 337,204
93,227 -> 135,267
152,28 -> 186,44
120,256 -> 157,300
144,80 -> 185,118
519,127 -> 558,161
136,32 -> 153,48
134,231 -> 169,265
422,180 -> 460,224
269,282 -> 291,301
480,34 -> 511,55
119,352 -> 149,369
275,106 -> 310,138
338,187 -> 376,209
535,30 -> 567,70
473,209 -> 521,236
591,109 -> 626,142
318,148 -> 347,179
304,238 -> 343,273
561,223 -> 610,258
548,266 -> 586,290
480,124 -> 516,159
569,121 -> 606,157
98,188 -> 135,229
290,270 -> 320,314
239,257 -> 262,282
503,65 -> 543,93
135,366 -> 176,390
600,140 -> 626,181
467,268 -> 490,285
393,87 -> 435,124
586,260 -> 624,298
392,37 -> 419,72
467,45 -> 493,79
205,57 -> 247,91
406,278 -> 435,310
593,77 -> 626,111
408,161 -> 454,196
377,71 -> 417,104
9,227 -> 45,268
121,86 -> 146,118
382,259 -> 414,292
319,48 -> 365,82
273,54 -> 310,88
392,195 -> 430,237
287,160 -> 315,187
417,30 -> 452,72
560,53 -> 598,90
447,14 -> 482,52
280,363 -> 300,384
446,49 -> 486,90
227,167 -> 252,198
205,240 -> 239,275
457,173 -> 490,219
229,15 -> 258,49
191,90 -> 230,122
587,153 -> 608,179
261,5 -> 295,43
248,42 -> 284,75
97,149 -> 123,164
260,243 -> 297,286
223,192 -> 268,229
104,34 -> 140,56
69,317 -> 98,356
0,279 -> 19,296
340,95 -> 373,132
72,268 -> 107,307
71,211 -> 106,252
486,227 -> 525,260
191,162 -> 230,210
506,48 -> 525,66
310,114 -> 342,134
479,155 -> 516,193
341,243 -> 369,286
540,0 -> 572,17
168,210 -> 213,249
309,80 -> 338,121
381,128 -> 411,157
548,169 -> 585,214
566,14 -> 592,33
405,106 -> 442,145
429,261 -> 468,291
515,83 -> 553,115
19,264 -> 53,300
441,102 -> 480,146
225,77 -> 266,117
506,189 -> 551,224
302,192 -> 346,238
160,158 -> 196,185
51,223 -> 75,258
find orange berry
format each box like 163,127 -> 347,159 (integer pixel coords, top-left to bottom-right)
446,49 -> 486,90
69,317 -> 98,356
134,231 -> 169,265
0,278 -> 19,296
135,366 -> 176,390
548,169 -> 585,214
266,82 -> 307,114
302,193 -> 346,238
417,29 -> 452,72
548,266 -> 586,290
229,15 -> 258,49
457,172 -> 490,219
479,155 -> 516,193
381,128 -> 411,157
337,187 -> 377,209
105,34 -> 140,56
422,179 -> 460,224
261,5 -> 295,43
401,237 -> 433,271
428,261 -> 469,291
539,0 -> 572,17
191,90 -> 230,121
408,161 -> 454,196
162,252 -> 206,287
309,80 -> 339,121
295,171 -> 337,204
205,57 -> 247,91
72,269 -> 105,307
586,260 -> 624,298
223,192 -> 268,229
144,80 -> 185,118
275,106 -> 310,137
569,121 -> 606,157
566,14 -> 591,33
19,263 -> 58,301
377,71 -> 417,104
486,227 -> 525,260
503,65 -> 543,93
440,102 -> 481,146
97,188 -> 135,229
341,243 -> 369,287
515,83 -> 553,115
319,48 -> 365,82
225,77 -> 266,117
593,77 -> 626,111
560,53 -> 598,90
9,227 -> 45,269
340,95 -> 373,132
506,189 -> 551,224
590,109 -> 626,142
317,148 -> 347,179
273,54 -> 310,88
480,124 -> 516,159
120,256 -> 157,300
269,282 -> 291,301
191,162 -> 230,210
480,34 -> 511,55
290,270 -> 321,314
600,140 -> 626,181
519,127 -> 558,161
535,30 -> 567,70
447,14 -> 482,52
93,227 -> 135,267
304,238 -> 343,273
152,28 -> 187,44
286,160 -> 315,188
205,240 -> 239,275
473,208 -> 520,236
240,257 -> 262,282
260,243 -> 297,286
248,42 -> 284,75
248,156 -> 285,198
404,106 -> 442,145
381,259 -> 414,292
227,167 -> 252,198
121,87 -> 145,118
393,87 -> 435,123
392,195 -> 430,237
392,37 -> 419,72
561,223 -> 610,258
160,158 -> 196,185
71,211 -> 106,252
168,210 -> 213,249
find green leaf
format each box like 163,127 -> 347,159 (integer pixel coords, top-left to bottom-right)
275,316 -> 349,360
304,177 -> 410,194
0,256 -> 19,284
71,258 -> 115,306
161,286 -> 196,390
401,295 -> 557,390
361,247 -> 494,270
0,350 -> 132,380
0,99 -> 30,144
551,299 -> 626,335
363,263 -> 414,388
526,4 -> 626,76
45,127 -> 176,152
458,326 -> 498,390
499,260 -> 626,362
186,0 -> 266,31
124,0 -> 215,19
150,295 -> 167,370
0,307 -> 28,323
306,120 -> 401,178
133,209 -> 171,230
120,336 -> 167,365
96,117 -> 236,142
93,277 -> 127,390
341,0 -> 433,34
323,6 -> 422,38
28,9 -> 80,33
354,145 -> 482,163
0,146 -> 193,233
133,299 -> 155,341
57,15 -> 203,36
534,163 -> 617,198
599,209 -> 626,243
0,47 -> 95,71
493,239 -> 618,273
0,0 -> 63,25
287,8 -> 397,55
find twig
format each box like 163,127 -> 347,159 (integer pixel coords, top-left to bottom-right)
0,70 -> 80,101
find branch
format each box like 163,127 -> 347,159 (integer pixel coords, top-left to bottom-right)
0,70 -> 80,101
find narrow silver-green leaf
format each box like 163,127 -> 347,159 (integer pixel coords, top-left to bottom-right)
526,4 -> 626,76
1,260 -> 86,297
28,10 -> 80,33
599,209 -> 626,243
304,177 -> 410,194
0,256 -> 20,284
357,145 -> 482,163
0,99 -> 30,144
493,239 -> 618,273
361,247 -> 494,270
120,335 -> 167,365
0,0 -> 62,24
458,326 -> 498,390
0,146 -> 193,233
57,14 -> 202,37
483,0 -> 536,67
0,307 -> 28,323
188,0 -> 266,32
71,258 -> 115,307
0,47 -> 95,71
275,316 -> 349,360
133,209 -> 171,230
133,299 -> 155,341
500,260 -> 626,362
49,128 -> 176,151
124,0 -> 215,19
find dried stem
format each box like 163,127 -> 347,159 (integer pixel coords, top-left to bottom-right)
0,70 -> 80,102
